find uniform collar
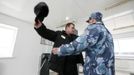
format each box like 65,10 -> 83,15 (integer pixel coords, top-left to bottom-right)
62,30 -> 76,37
90,21 -> 104,26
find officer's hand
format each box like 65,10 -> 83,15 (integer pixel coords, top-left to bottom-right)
34,20 -> 42,29
52,48 -> 59,55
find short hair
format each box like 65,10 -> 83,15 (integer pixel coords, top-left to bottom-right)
65,22 -> 75,28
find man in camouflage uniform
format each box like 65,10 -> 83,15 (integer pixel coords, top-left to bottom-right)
52,12 -> 115,75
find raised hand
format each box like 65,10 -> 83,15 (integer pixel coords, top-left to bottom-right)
34,20 -> 42,29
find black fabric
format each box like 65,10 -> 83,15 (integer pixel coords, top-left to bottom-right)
34,2 -> 49,22
35,24 -> 84,75
40,53 -> 50,75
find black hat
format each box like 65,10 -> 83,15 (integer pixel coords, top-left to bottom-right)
34,2 -> 49,22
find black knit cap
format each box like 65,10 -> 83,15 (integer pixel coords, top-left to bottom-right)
34,2 -> 49,22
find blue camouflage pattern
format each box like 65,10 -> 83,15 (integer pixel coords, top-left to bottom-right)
58,23 -> 115,75
90,12 -> 103,21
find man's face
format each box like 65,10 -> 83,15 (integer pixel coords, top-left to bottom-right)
88,18 -> 96,24
66,24 -> 75,34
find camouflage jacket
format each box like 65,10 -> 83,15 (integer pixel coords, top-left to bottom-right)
58,23 -> 115,75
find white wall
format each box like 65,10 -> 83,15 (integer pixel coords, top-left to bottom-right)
0,12 -> 49,75
115,59 -> 134,75
75,0 -> 134,35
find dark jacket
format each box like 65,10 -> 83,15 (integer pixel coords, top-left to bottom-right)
34,24 -> 84,75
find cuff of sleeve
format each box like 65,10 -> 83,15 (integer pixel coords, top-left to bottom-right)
57,48 -> 62,56
34,23 -> 44,30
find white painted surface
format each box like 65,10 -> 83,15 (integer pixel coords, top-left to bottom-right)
0,13 -> 49,75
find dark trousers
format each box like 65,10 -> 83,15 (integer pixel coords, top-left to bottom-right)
58,64 -> 78,75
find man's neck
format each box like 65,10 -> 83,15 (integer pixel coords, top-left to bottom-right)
65,31 -> 71,36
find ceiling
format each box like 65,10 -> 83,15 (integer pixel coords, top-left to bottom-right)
0,0 -> 132,28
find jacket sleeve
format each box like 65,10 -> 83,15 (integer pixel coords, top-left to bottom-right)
58,25 -> 100,56
34,24 -> 57,42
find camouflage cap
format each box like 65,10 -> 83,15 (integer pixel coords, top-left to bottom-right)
86,12 -> 103,22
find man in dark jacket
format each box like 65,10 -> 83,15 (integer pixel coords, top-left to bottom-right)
34,20 -> 84,75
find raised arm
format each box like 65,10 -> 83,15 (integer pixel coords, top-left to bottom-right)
34,20 -> 57,42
